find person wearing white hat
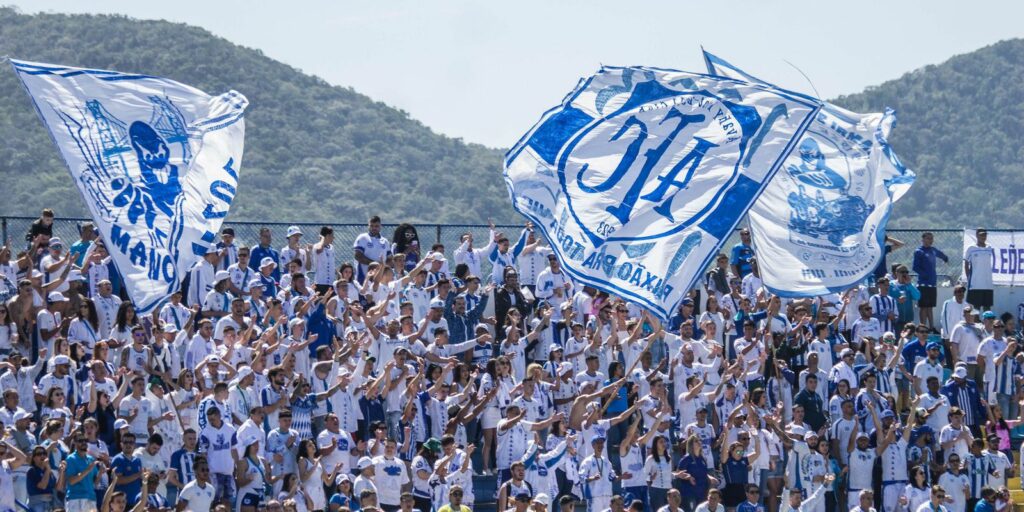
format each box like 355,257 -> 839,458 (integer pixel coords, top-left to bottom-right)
36,291 -> 67,355
230,367 -> 260,431
532,492 -> 552,511
158,288 -> 191,335
38,352 -> 76,407
235,433 -> 272,512
828,348 -> 860,394
39,236 -> 71,293
256,258 -> 279,298
418,297 -> 450,344
202,270 -> 233,319
352,456 -> 378,504
279,225 -> 311,275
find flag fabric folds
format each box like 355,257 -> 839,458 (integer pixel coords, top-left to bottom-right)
704,51 -> 916,297
12,59 -> 247,313
504,65 -> 820,320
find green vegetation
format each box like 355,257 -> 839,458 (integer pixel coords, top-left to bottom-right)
1,7 -> 1021,227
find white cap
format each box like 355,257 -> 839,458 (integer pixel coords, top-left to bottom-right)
113,418 -> 130,430
13,410 -> 31,422
248,279 -> 264,290
259,257 -> 276,269
429,298 -> 445,309
214,270 -> 231,283
288,318 -> 305,330
30,269 -> 43,279
53,355 -> 71,366
47,292 -> 68,303
428,251 -> 446,263
534,493 -> 551,506
953,366 -> 967,379
559,362 -> 574,375
48,237 -> 63,248
236,366 -> 254,380
208,356 -> 221,364
357,456 -> 374,470
286,226 -> 303,237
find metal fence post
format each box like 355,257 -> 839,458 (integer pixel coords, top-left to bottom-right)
1,217 -> 6,246
435,225 -> 441,246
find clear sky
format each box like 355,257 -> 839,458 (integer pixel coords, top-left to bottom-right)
9,1 -> 1024,148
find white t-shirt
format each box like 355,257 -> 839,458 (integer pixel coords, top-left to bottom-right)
312,244 -> 336,286
372,455 -> 409,506
848,448 -> 877,490
354,233 -> 391,280
964,245 -> 995,290
179,480 -> 216,511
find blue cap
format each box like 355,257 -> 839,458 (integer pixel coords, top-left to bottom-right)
982,311 -> 997,319
680,298 -> 694,306
591,435 -> 607,444
926,342 -> 941,351
881,409 -> 896,419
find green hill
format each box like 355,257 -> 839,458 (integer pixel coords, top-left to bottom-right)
831,39 -> 1024,228
1,7 -> 1022,228
0,6 -> 514,223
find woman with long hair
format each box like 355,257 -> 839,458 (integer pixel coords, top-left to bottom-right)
236,437 -> 274,512
644,434 -> 674,510
26,445 -> 57,512
828,379 -> 853,420
296,438 -> 338,512
699,295 -> 729,345
410,441 -> 440,511
0,303 -> 20,360
87,369 -> 129,452
41,387 -> 73,438
67,299 -> 100,357
677,434 -> 713,510
478,356 -> 514,476
170,368 -> 202,432
900,466 -> 930,512
986,402 -> 1024,463
277,472 -> 312,512
391,223 -> 420,271
110,301 -> 137,365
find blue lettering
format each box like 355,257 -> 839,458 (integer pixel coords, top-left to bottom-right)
109,225 -> 131,254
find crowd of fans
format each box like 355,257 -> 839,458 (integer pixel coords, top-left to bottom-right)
0,209 -> 1018,512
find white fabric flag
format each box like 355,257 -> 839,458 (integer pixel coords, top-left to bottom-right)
704,51 -> 916,297
504,65 -> 820,320
12,59 -> 247,313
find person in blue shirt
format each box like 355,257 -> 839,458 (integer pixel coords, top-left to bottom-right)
889,266 -> 922,333
248,227 -> 281,281
26,446 -> 57,511
737,484 -> 765,512
110,432 -> 143,506
912,232 -> 949,332
973,487 -> 999,512
731,229 -> 755,279
62,434 -> 102,511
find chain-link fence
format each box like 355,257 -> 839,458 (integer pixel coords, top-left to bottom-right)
0,215 -> 970,284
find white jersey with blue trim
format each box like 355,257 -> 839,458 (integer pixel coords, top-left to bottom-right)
354,232 -> 391,282
964,245 -> 995,290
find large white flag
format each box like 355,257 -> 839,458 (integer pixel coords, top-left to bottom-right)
505,66 -> 820,319
703,51 -> 916,297
12,59 -> 247,313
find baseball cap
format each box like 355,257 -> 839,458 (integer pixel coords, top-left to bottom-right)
953,366 -> 967,379
214,270 -> 231,283
221,228 -> 234,236
236,367 -> 254,380
286,226 -> 303,237
880,410 -> 895,420
534,493 -> 552,507
46,292 -> 68,303
429,298 -> 445,309
559,362 -> 574,375
259,257 -> 276,269
13,410 -> 31,422
982,311 -> 997,320
680,298 -> 694,306
48,237 -> 63,248
803,431 -> 819,441
248,279 -> 265,290
53,355 -> 70,366
926,342 -> 941,351
856,432 -> 869,441
357,456 -> 374,470
591,435 -> 607,444
114,418 -> 129,430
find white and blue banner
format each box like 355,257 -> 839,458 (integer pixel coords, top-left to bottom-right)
704,51 -> 916,297
504,65 -> 820,319
12,59 -> 247,313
